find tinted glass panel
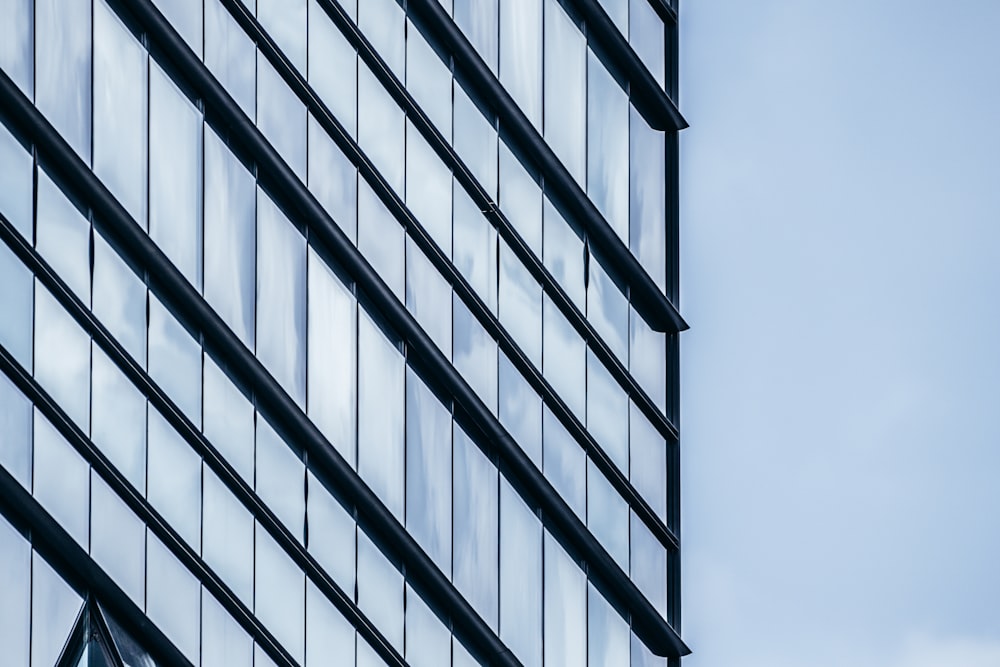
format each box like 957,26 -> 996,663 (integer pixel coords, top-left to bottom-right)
0,0 -> 32,96
94,0 -> 148,224
34,284 -> 91,432
543,532 -> 586,666
542,406 -> 585,518
499,0 -> 542,127
405,24 -> 452,140
203,466 -> 254,606
0,240 -> 32,370
587,349 -> 628,474
36,169 -> 90,304
308,1 -> 357,137
358,311 -> 404,518
92,346 -> 147,494
630,511 -> 667,618
359,0 -> 405,78
31,552 -> 83,667
498,143 -> 541,256
0,516 -> 30,666
358,531 -> 403,649
405,585 -> 450,667
34,410 -> 90,547
588,583 -> 629,667
205,0 -> 256,118
587,458 -> 628,570
203,355 -> 255,484
358,64 -> 404,194
630,306 -> 666,412
498,239 -> 541,367
307,247 -> 357,464
255,522 -> 306,663
405,236 -> 452,358
630,0 -> 665,86
308,116 -> 357,241
146,534 -> 201,663
455,0 -> 498,71
36,0 -> 91,163
306,470 -> 356,591
543,296 -> 586,420
150,63 -> 203,288
587,51 -> 629,242
0,372 -> 31,488
453,188 -> 498,312
405,368 -> 452,573
498,352 -> 541,467
630,401 -> 666,520
257,191 -> 307,404
258,0 -> 307,71
91,472 -> 145,604
499,479 -> 541,667
147,407 -> 202,552
152,0 -> 202,55
543,199 -> 584,309
256,415 -> 305,541
148,295 -> 202,426
453,295 -> 497,414
587,253 -> 628,364
0,123 -> 32,240
258,57 -> 307,179
205,130 -> 256,348
405,121 -> 452,254
454,88 -> 498,199
543,0 -> 585,183
358,180 -> 404,299
453,425 -> 498,628
93,232 -> 147,367
307,580 -> 355,667
629,108 -> 666,293
202,591 -> 253,667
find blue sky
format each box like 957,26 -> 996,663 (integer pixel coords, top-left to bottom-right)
679,1 -> 1000,664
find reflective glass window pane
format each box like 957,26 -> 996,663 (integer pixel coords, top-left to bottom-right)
0,0 -> 32,96
203,355 -> 255,484
587,459 -> 628,570
629,108 -> 666,292
499,479 -> 541,667
146,533 -> 201,663
308,116 -> 357,241
257,191 -> 307,404
31,552 -> 83,667
306,471 -> 356,591
307,247 -> 357,463
543,0 -> 586,183
94,0 -> 148,224
629,306 -> 666,411
405,368 -> 452,573
147,407 -> 202,552
405,121 -> 452,254
630,511 -> 667,618
587,349 -> 628,474
453,295 -> 497,414
255,644 -> 278,667
453,639 -> 479,667
453,425 -> 498,628
542,406 -> 585,518
587,51 -> 629,242
405,236 -> 452,358
203,466 -> 254,606
255,522 -> 306,664
256,415 -> 305,540
358,531 -> 404,650
630,401 -> 666,520
543,199 -> 584,309
35,0 -> 91,163
588,583 -> 629,667
308,1 -> 357,137
307,580 -> 355,667
543,532 -> 586,667
0,120 -> 34,239
498,352 -> 541,466
0,516 -> 30,666
91,471 -> 145,605
543,296 -> 586,420
202,591 -> 253,667
150,63 -> 203,287
205,126 -> 256,349
359,0 -> 404,78
358,63 -> 405,193
148,295 -> 202,426
34,284 -> 90,432
0,240 -> 32,370
152,0 -> 202,55
499,0 -> 542,127
630,0 -> 665,86
498,239 -> 541,367
0,372 -> 31,488
93,232 -> 147,367
499,143 -> 541,256
405,585 -> 450,667
205,0 -> 256,118
34,410 -> 89,547
587,253 -> 628,364
92,345 -> 147,494
357,638 -> 387,667
36,169 -> 90,304
601,0 -> 627,33
455,0 -> 498,73
358,180 -> 405,299
258,57 -> 307,179
454,88 -> 497,199
453,187 -> 497,312
631,631 -> 666,667
405,24 -> 452,140
258,0 -> 307,72
358,311 -> 404,518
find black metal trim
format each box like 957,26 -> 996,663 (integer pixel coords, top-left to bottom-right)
403,0 -> 688,336
0,448 -> 192,667
0,213 -> 409,667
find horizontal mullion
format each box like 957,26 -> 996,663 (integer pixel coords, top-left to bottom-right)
228,0 -> 679,553
0,213 -> 409,667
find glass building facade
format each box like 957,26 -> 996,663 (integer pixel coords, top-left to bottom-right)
0,0 -> 687,664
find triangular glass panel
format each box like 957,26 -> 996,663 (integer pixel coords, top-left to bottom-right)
56,598 -> 122,667
99,603 -> 157,667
